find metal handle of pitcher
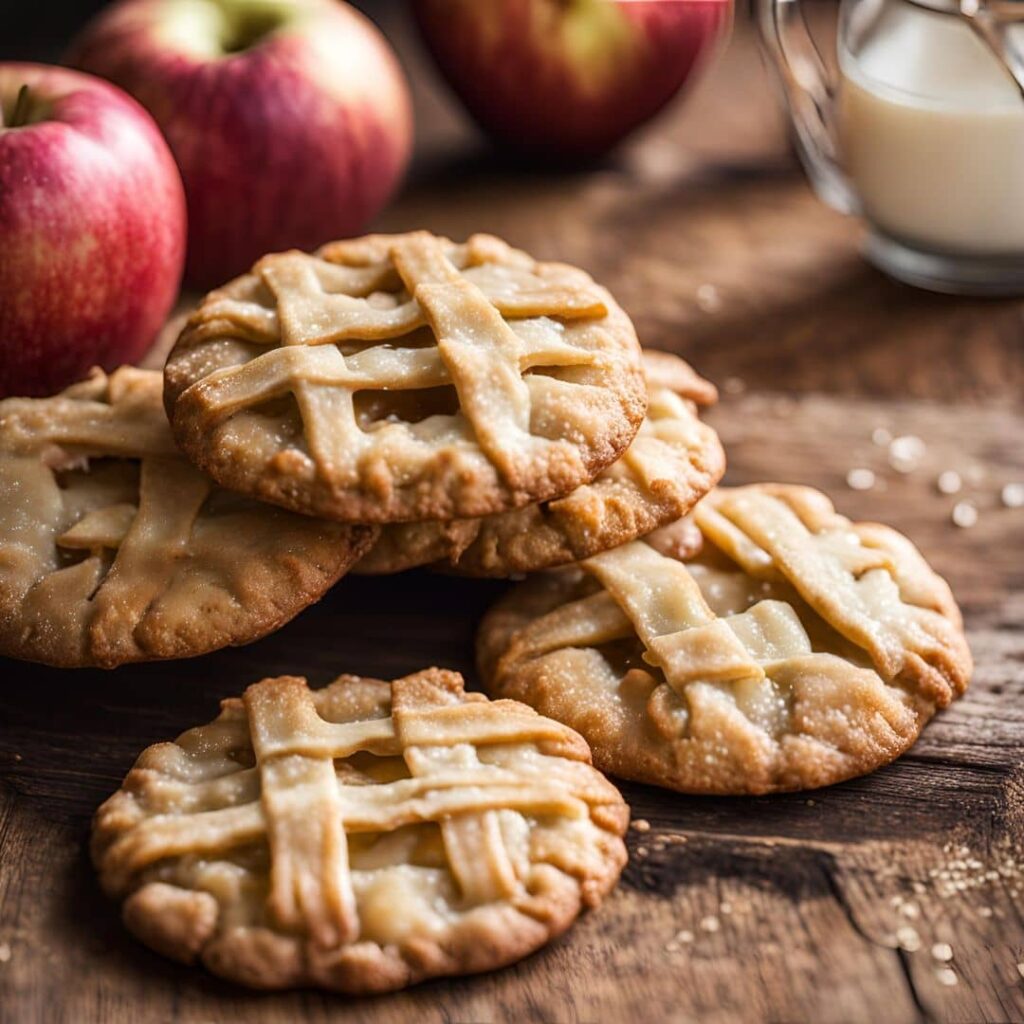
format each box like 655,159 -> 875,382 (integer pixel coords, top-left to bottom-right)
754,0 -> 860,215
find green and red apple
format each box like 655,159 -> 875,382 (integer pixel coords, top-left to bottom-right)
0,64 -> 186,398
413,0 -> 732,159
68,0 -> 413,287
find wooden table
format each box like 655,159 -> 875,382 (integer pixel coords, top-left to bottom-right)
3,10 -> 1023,1023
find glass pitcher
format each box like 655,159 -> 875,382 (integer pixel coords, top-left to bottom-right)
757,0 -> 1024,294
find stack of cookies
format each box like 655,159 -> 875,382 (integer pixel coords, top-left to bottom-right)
0,231 -> 972,994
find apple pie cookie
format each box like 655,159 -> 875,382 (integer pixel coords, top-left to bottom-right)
356,350 -> 725,576
478,484 -> 972,794
92,668 -> 628,992
0,368 -> 375,668
164,231 -> 646,523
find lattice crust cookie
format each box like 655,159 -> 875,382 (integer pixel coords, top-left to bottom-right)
164,231 -> 647,523
356,350 -> 725,577
0,368 -> 376,668
93,668 -> 628,993
478,484 -> 972,795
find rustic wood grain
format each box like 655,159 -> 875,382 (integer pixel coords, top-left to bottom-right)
2,9 -> 1024,1023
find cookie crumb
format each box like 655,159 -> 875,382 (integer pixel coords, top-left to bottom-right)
951,501 -> 978,528
631,819 -> 651,832
936,470 -> 962,495
896,926 -> 921,952
935,967 -> 958,987
931,943 -> 953,962
635,845 -> 649,858
846,468 -> 876,491
699,915 -> 720,933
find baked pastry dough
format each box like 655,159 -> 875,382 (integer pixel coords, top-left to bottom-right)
164,231 -> 646,523
356,350 -> 724,576
92,668 -> 628,992
0,368 -> 375,668
478,484 -> 971,794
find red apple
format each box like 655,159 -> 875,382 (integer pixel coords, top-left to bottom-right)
68,0 -> 413,288
413,0 -> 732,159
0,64 -> 186,398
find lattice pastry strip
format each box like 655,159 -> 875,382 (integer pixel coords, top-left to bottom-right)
694,486 -> 968,702
93,669 -> 627,993
165,230 -> 647,523
196,234 -> 610,349
584,542 -> 816,689
0,368 -> 375,668
355,350 -> 725,576
478,484 -> 972,795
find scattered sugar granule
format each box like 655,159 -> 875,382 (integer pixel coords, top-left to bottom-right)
900,902 -> 920,920
872,426 -> 893,447
635,846 -> 649,858
665,928 -> 695,952
936,470 -> 962,495
888,435 -> 926,473
696,284 -> 722,313
719,902 -> 733,915
979,905 -> 992,918
846,468 -> 876,491
936,968 -> 958,987
1002,483 -> 1024,509
931,943 -> 953,962
896,926 -> 921,952
952,501 -> 978,528
699,915 -> 720,933
631,819 -> 651,833
807,799 -> 816,807
0,943 -> 10,964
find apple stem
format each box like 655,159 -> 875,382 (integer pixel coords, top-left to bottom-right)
6,85 -> 32,129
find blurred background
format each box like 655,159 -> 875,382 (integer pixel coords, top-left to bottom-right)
6,0 -> 1021,405
6,0 -> 385,58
